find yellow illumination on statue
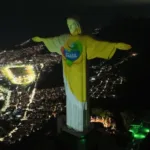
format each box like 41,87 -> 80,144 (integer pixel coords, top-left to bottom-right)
32,18 -> 131,132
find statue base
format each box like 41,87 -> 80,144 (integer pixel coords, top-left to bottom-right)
62,125 -> 93,138
56,125 -> 95,150
56,115 -> 96,150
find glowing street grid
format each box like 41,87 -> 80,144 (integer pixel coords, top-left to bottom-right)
0,85 -> 11,112
1,64 -> 36,85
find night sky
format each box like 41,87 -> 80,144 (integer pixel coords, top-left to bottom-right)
0,1 -> 149,44
0,1 -> 150,48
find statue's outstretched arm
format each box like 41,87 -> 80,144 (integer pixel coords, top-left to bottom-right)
86,36 -> 132,60
32,34 -> 69,55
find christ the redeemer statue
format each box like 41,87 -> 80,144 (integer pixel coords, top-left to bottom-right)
32,18 -> 131,132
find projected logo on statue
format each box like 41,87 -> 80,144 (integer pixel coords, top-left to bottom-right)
61,41 -> 83,66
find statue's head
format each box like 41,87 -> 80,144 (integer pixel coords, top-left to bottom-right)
67,18 -> 81,36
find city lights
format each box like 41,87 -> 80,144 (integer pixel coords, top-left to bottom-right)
1,65 -> 36,85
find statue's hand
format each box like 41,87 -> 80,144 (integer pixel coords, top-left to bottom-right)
116,43 -> 132,50
32,36 -> 43,42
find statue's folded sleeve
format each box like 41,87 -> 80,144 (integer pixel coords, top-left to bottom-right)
42,34 -> 69,55
85,36 -> 117,60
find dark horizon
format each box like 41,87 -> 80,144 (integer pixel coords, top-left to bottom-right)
0,3 -> 150,47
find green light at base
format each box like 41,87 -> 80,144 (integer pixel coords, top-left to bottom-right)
80,136 -> 85,139
129,124 -> 150,140
142,128 -> 150,133
133,134 -> 146,139
80,138 -> 86,144
129,129 -> 134,133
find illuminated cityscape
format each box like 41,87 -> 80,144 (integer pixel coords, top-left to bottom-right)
0,40 -> 133,144
0,38 -> 143,150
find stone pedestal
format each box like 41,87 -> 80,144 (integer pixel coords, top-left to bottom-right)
62,125 -> 93,138
57,125 -> 95,150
